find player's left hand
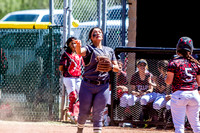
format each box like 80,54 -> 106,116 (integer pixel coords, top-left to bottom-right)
95,56 -> 112,72
165,95 -> 171,101
117,86 -> 128,92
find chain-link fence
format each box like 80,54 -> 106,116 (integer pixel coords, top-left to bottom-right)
110,47 -> 200,128
0,26 -> 61,121
0,0 -> 127,122
71,0 -> 128,49
53,0 -> 128,48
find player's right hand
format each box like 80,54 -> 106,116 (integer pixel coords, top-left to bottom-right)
74,40 -> 82,47
132,91 -> 140,96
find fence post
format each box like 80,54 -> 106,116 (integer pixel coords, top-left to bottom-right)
63,0 -> 68,47
127,0 -> 137,91
121,0 -> 126,47
128,0 -> 137,47
49,26 -> 55,120
49,0 -> 54,24
102,0 -> 107,46
97,0 -> 102,28
60,0 -> 68,121
67,0 -> 72,38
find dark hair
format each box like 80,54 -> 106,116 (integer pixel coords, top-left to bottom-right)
178,50 -> 200,65
87,27 -> 103,43
65,37 -> 77,54
157,60 -> 168,72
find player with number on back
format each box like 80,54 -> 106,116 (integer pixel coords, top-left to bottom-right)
165,37 -> 200,133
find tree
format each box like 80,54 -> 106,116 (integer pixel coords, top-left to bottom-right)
0,0 -> 49,19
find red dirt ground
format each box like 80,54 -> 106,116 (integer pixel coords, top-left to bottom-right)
0,120 -> 192,133
0,121 -> 192,133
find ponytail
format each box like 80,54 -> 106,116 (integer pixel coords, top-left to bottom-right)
187,55 -> 200,65
178,50 -> 200,65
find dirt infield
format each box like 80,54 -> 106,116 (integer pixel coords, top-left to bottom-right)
0,120 -> 181,133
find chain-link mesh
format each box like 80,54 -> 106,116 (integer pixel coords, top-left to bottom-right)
106,1 -> 128,49
71,0 -> 98,46
70,0 -> 127,49
49,0 -> 127,48
53,0 -> 64,25
0,0 -> 127,122
54,0 -> 63,9
0,26 -> 62,121
110,48 -> 200,127
52,0 -> 127,50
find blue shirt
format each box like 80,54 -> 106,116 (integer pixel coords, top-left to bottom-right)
82,44 -> 116,81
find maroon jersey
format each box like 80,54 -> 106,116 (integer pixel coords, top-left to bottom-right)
167,57 -> 200,92
130,71 -> 152,91
155,74 -> 167,94
60,52 -> 83,77
116,71 -> 128,98
117,71 -> 128,86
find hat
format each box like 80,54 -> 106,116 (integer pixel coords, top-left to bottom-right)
137,59 -> 147,65
176,37 -> 193,53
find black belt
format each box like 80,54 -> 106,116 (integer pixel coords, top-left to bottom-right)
83,78 -> 109,85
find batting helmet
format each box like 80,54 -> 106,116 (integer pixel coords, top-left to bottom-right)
176,37 -> 194,53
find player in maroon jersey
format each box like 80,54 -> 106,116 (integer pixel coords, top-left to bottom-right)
124,59 -> 157,123
129,59 -> 156,106
153,60 -> 172,110
165,37 -> 200,133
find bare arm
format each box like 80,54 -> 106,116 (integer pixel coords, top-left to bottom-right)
147,84 -> 154,93
75,40 -> 87,56
165,84 -> 171,95
59,65 -> 64,71
59,65 -> 64,75
196,75 -> 200,94
197,75 -> 200,86
131,85 -> 136,92
165,72 -> 174,85
112,60 -> 120,72
131,85 -> 140,96
146,76 -> 154,93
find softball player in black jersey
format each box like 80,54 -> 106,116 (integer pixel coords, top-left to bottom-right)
165,37 -> 200,133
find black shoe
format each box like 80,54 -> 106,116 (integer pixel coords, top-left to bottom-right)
156,125 -> 164,129
77,128 -> 83,133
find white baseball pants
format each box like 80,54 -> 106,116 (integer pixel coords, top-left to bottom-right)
63,77 -> 81,95
171,90 -> 200,133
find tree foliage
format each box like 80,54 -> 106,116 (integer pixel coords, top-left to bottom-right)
0,0 -> 49,19
0,0 -> 122,21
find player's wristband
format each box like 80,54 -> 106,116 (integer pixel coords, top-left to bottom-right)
198,86 -> 200,91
